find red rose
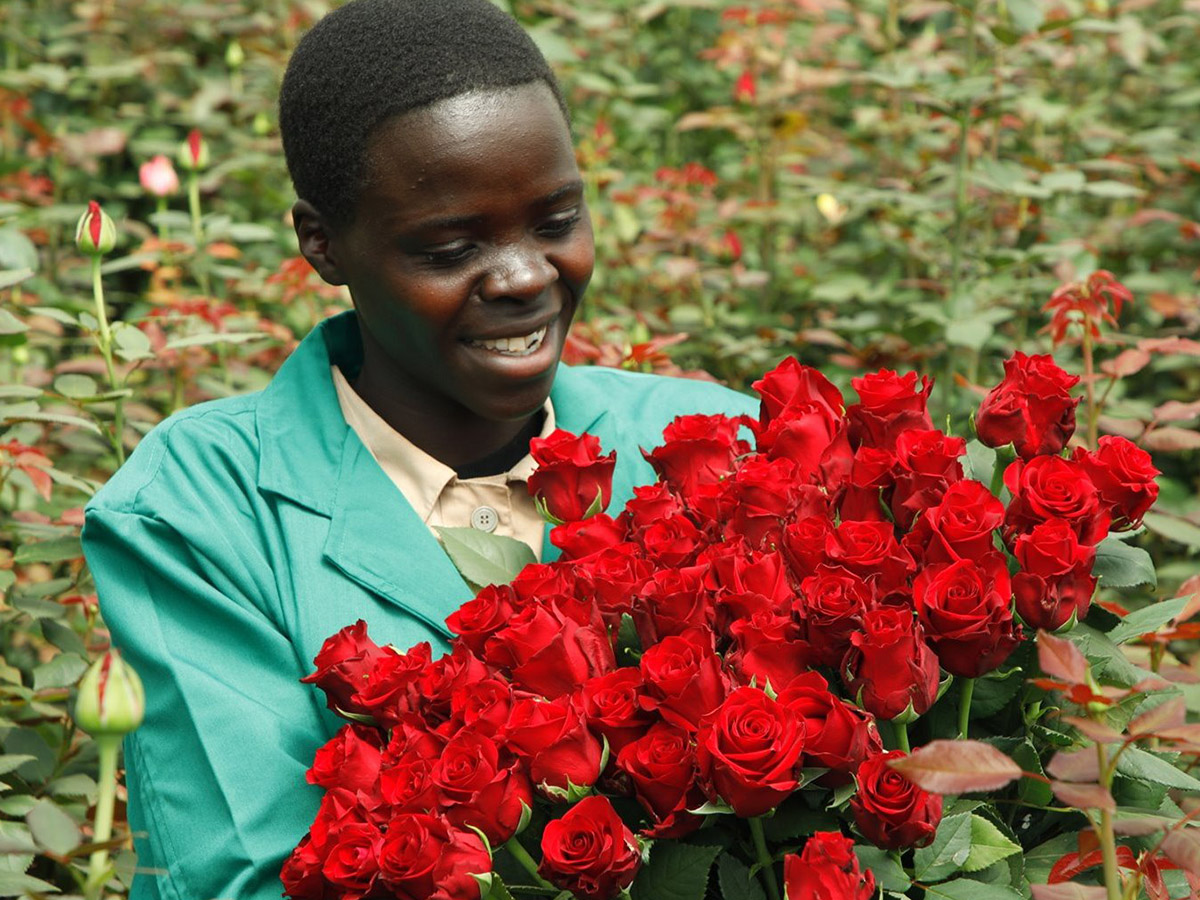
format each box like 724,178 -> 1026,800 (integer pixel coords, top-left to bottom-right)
633,564 -> 715,646
281,831 -> 327,900
616,723 -> 704,838
709,545 -> 795,625
619,482 -> 686,535
538,795 -> 641,900
528,429 -> 616,523
1012,518 -> 1097,630
639,627 -> 732,732
726,609 -> 814,693
837,446 -> 896,522
509,562 -> 575,606
450,675 -> 515,737
913,553 -> 1022,678
420,644 -> 491,727
976,352 -> 1080,459
433,728 -> 532,844
446,584 -> 518,657
1004,456 -> 1110,545
379,812 -> 490,900
308,724 -> 383,795
381,722 -> 443,811
851,750 -> 943,850
795,564 -> 877,668
847,369 -> 934,451
300,620 -> 391,716
825,519 -> 915,597
644,413 -> 750,498
890,428 -> 966,529
345,641 -> 432,726
781,514 -> 834,580
636,512 -> 705,567
573,545 -> 654,625
577,668 -> 655,758
322,821 -> 383,898
753,356 -> 845,431
485,602 -> 615,699
904,479 -> 1004,566
504,695 -> 604,794
550,513 -> 629,560
843,606 -> 940,721
778,672 -> 880,781
758,409 -> 849,486
721,455 -> 803,548
784,831 -> 876,900
1074,435 -> 1160,530
695,686 -> 806,817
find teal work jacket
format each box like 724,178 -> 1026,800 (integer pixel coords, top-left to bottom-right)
82,311 -> 756,900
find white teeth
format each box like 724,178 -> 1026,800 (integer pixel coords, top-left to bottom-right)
469,325 -> 547,356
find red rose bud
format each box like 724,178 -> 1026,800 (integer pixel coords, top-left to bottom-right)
139,155 -> 179,197
753,356 -> 845,433
784,832 -> 876,900
913,553 -> 1022,678
695,686 -> 806,817
778,672 -> 881,782
976,352 -> 1080,459
616,723 -> 704,838
846,369 -> 934,451
528,429 -> 616,524
378,812 -> 491,900
1004,456 -> 1110,546
1012,518 -> 1097,631
851,750 -> 943,850
74,648 -> 145,737
1073,436 -> 1160,530
300,619 -> 392,716
433,728 -> 533,844
843,606 -> 940,722
504,695 -> 604,797
307,724 -> 383,794
538,795 -> 641,900
178,128 -> 210,170
643,413 -> 749,499
75,201 -> 116,256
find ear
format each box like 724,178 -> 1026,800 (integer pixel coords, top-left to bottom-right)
292,200 -> 348,286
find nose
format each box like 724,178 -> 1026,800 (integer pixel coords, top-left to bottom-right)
480,241 -> 557,302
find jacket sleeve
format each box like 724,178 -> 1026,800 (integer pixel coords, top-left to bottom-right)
83,505 -> 327,900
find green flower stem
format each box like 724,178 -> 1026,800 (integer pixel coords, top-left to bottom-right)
958,677 -> 975,739
1095,742 -> 1122,900
84,734 -> 120,899
91,256 -> 125,464
504,836 -> 554,890
186,171 -> 211,295
155,196 -> 168,241
893,718 -> 911,754
749,816 -> 781,900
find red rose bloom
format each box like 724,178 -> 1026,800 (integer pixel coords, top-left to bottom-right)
550,513 -> 629,560
528,428 -> 616,523
721,455 -> 805,548
852,750 -> 943,850
726,609 -> 814,693
539,795 -> 641,900
504,695 -> 604,794
847,369 -> 934,451
904,479 -> 1004,566
976,352 -> 1080,459
446,584 -> 518,656
843,607 -> 940,721
695,686 -> 807,817
639,627 -> 732,731
637,512 -> 705,567
619,482 -> 686,535
890,428 -> 966,529
322,821 -> 383,898
795,565 -> 877,668
644,413 -> 750,498
307,724 -> 383,795
633,564 -> 715,646
485,602 -> 615,699
753,356 -> 845,431
837,446 -> 896,523
913,553 -> 1023,678
577,668 -> 655,758
825,519 -> 916,596
379,812 -> 491,900
300,620 -> 391,716
1074,435 -> 1160,530
1004,456 -> 1110,545
1012,518 -> 1097,630
778,672 -> 880,781
784,831 -> 876,900
781,514 -> 834,580
433,728 -> 532,844
616,723 -> 704,838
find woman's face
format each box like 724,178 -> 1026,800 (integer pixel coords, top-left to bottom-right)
321,82 -> 595,442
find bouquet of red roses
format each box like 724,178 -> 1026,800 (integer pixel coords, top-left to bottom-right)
282,348 -> 1193,900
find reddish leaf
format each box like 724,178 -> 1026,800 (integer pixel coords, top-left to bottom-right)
888,739 -> 1022,794
1038,631 -> 1090,685
1162,830 -> 1200,876
1061,715 -> 1124,744
1047,748 -> 1101,782
1153,399 -> 1200,423
1141,427 -> 1200,452
1129,697 -> 1187,737
1101,348 -> 1151,378
1155,724 -> 1200,746
1051,780 -> 1116,811
1032,885 -> 1109,900
1049,849 -> 1105,883
1172,586 -> 1200,622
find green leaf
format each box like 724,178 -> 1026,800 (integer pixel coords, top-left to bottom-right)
1092,537 -> 1156,589
853,845 -> 912,892
13,536 -> 82,564
112,322 -> 154,361
0,796 -> 37,817
913,812 -> 973,882
434,527 -> 536,589
0,871 -> 59,896
162,331 -> 266,351
630,842 -> 721,900
0,755 -> 36,776
0,268 -> 34,293
32,652 -> 88,690
48,773 -> 97,803
946,317 -> 994,351
1082,180 -> 1144,199
923,878 -> 1025,900
717,853 -> 767,900
1141,510 -> 1200,549
963,815 -> 1021,872
1114,746 -> 1200,793
2,410 -> 103,435
964,441 -> 998,487
25,798 -> 81,856
53,373 -> 98,399
1106,594 -> 1194,644
473,872 -> 517,900
40,618 -> 87,657
0,821 -> 36,855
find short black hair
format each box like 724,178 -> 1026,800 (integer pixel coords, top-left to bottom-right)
279,0 -> 568,230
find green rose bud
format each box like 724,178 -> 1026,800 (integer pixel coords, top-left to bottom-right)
75,649 -> 145,738
178,129 -> 209,171
225,40 -> 244,69
74,201 -> 116,256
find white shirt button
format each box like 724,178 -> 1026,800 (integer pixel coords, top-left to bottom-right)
471,505 -> 499,533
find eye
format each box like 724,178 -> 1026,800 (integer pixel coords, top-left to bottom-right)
421,242 -> 474,267
537,210 -> 581,238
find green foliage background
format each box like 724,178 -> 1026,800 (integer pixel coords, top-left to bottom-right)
0,0 -> 1197,896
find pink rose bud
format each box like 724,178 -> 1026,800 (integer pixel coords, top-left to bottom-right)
139,155 -> 180,197
177,129 -> 209,170
74,201 -> 116,256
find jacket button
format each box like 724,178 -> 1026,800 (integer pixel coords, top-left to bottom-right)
470,506 -> 498,533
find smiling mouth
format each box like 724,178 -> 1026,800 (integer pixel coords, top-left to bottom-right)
465,324 -> 548,356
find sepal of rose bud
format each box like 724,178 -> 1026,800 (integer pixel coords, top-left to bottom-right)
74,201 -> 116,256
178,129 -> 209,170
74,648 -> 145,737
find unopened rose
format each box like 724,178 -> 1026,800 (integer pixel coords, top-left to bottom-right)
644,413 -> 749,498
539,795 -> 641,900
753,357 -> 845,431
976,352 -> 1080,459
889,428 -> 966,529
307,724 -> 383,795
843,607 -> 940,721
1012,518 -> 1097,630
528,429 -> 616,523
851,750 -> 943,850
1074,435 -> 1159,530
784,831 -> 876,900
301,620 -> 392,716
550,513 -> 628,560
847,369 -> 934,451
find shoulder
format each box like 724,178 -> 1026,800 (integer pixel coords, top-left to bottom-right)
555,364 -> 756,419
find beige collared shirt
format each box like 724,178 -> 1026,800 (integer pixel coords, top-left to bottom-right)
331,365 -> 552,561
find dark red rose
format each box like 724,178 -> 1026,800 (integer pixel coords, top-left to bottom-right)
577,668 -> 655,758
753,356 -> 845,430
619,482 -> 686,535
504,695 -> 604,795
904,479 -> 1004,566
550,513 -> 629,560
695,686 -> 806,817
528,429 -> 616,523
843,606 -> 940,721
758,410 -> 849,486
726,609 -> 814,693
976,352 -> 1080,459
346,641 -> 432,726
450,675 -> 515,737
778,672 -> 880,781
380,722 -> 443,811
281,831 -> 327,900
572,545 -> 654,625
781,514 -> 834,580
433,728 -> 532,844
913,553 -> 1022,678
794,564 -> 877,668
837,446 -> 896,522
538,795 -> 641,900
379,812 -> 490,900
321,821 -> 382,898
890,428 -> 966,529
485,602 -> 615,699
446,584 -> 518,656
509,562 -> 575,607
639,627 -> 732,732
708,545 -> 795,625
1012,518 -> 1097,630
1074,435 -> 1160,530
1004,456 -> 1110,545
633,564 -> 715,646
851,750 -> 943,850
308,724 -> 383,795
825,519 -> 915,596
300,620 -> 391,716
847,369 -> 934,451
644,413 -> 750,498
785,832 -> 876,900
616,723 -> 704,838
419,644 -> 491,727
637,512 -> 705,567
721,455 -> 803,548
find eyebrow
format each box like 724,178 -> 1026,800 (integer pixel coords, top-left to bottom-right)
413,180 -> 586,232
